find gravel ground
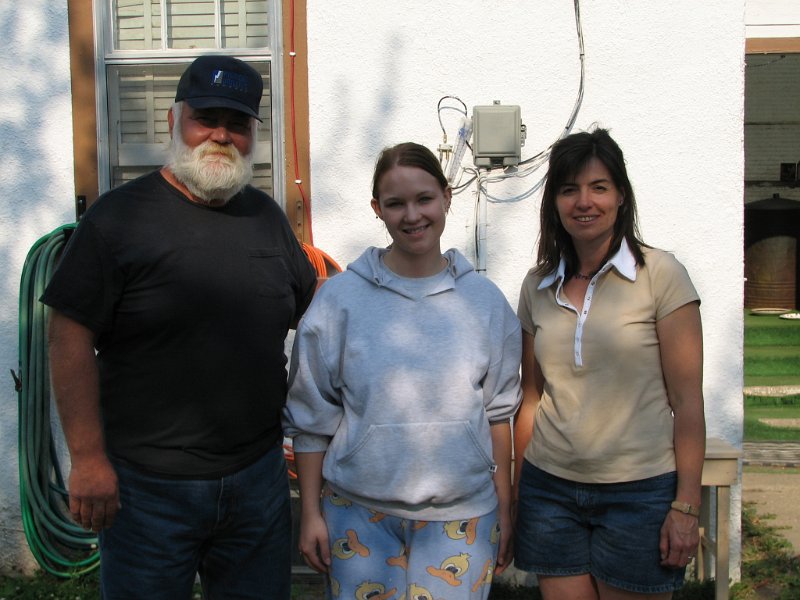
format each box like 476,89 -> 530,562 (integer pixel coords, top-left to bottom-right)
742,470 -> 800,553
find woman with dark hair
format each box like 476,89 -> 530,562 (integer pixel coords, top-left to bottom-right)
283,142 -> 522,599
513,128 -> 705,599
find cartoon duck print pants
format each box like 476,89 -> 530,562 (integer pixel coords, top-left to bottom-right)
322,490 -> 499,600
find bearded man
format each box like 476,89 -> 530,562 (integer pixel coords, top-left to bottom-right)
42,55 -> 316,600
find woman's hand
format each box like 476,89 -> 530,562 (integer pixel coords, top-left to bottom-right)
657,302 -> 705,569
299,509 -> 331,573
293,451 -> 330,573
495,505 -> 514,575
659,509 -> 700,568
490,421 -> 514,574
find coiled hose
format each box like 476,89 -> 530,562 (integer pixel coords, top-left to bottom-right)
302,243 -> 342,281
16,223 -> 100,577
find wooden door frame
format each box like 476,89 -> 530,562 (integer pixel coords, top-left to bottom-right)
746,37 -> 800,54
282,0 -> 311,242
67,0 -> 99,213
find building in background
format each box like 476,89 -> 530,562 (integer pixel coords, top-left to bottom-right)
744,2 -> 800,311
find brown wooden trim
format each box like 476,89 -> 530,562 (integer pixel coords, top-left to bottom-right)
746,37 -> 800,54
67,0 -> 99,211
282,0 -> 311,243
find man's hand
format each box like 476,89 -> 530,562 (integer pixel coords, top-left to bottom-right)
68,454 -> 120,532
48,311 -> 118,532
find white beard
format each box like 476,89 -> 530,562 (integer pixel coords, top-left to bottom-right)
167,121 -> 254,205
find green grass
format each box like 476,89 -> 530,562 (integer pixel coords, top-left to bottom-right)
0,573 -> 323,599
743,307 -> 800,431
0,571 -> 717,599
0,569 -> 102,599
744,346 -> 800,377
744,308 -> 800,386
744,401 -> 800,440
744,404 -> 800,441
745,395 -> 800,406
487,579 -> 716,599
744,312 -> 800,347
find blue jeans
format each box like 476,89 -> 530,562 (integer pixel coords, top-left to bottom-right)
99,446 -> 291,600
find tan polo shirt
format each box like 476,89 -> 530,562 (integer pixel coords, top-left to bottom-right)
517,242 -> 700,483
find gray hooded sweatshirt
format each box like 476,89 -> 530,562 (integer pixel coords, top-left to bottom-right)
282,247 -> 522,521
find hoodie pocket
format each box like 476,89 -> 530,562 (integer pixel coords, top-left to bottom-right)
330,421 -> 495,505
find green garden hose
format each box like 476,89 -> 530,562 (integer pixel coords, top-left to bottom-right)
16,223 -> 100,577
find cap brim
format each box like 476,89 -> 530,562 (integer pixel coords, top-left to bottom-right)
184,97 -> 262,122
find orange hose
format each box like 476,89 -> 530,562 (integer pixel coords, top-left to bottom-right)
282,444 -> 297,479
302,243 -> 342,278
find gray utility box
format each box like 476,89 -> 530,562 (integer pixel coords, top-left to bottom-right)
472,103 -> 523,168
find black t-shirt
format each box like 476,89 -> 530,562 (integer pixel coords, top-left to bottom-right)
42,171 -> 317,477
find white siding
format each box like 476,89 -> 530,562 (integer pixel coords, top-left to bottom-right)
746,0 -> 800,37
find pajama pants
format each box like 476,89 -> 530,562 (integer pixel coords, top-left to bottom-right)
322,489 -> 499,600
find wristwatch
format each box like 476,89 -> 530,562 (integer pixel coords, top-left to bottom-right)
671,500 -> 700,517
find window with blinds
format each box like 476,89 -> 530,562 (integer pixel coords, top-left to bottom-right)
114,0 -> 269,50
99,0 -> 275,194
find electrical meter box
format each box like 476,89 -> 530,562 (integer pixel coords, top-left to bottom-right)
472,103 -> 523,168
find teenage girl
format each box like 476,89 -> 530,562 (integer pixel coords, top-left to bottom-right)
283,142 -> 522,599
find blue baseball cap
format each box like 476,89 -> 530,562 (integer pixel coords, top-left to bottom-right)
175,55 -> 263,121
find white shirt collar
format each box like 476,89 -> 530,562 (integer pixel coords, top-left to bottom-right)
537,239 -> 638,290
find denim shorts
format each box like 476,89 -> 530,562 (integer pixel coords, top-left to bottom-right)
514,460 -> 685,594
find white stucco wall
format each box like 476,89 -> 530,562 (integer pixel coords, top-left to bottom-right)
307,0 -> 746,581
0,1 -> 75,572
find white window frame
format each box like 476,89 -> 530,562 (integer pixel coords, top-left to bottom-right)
92,0 -> 285,201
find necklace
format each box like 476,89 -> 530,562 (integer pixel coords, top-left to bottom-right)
572,271 -> 598,281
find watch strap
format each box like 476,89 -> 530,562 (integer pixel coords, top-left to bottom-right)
670,500 -> 700,517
